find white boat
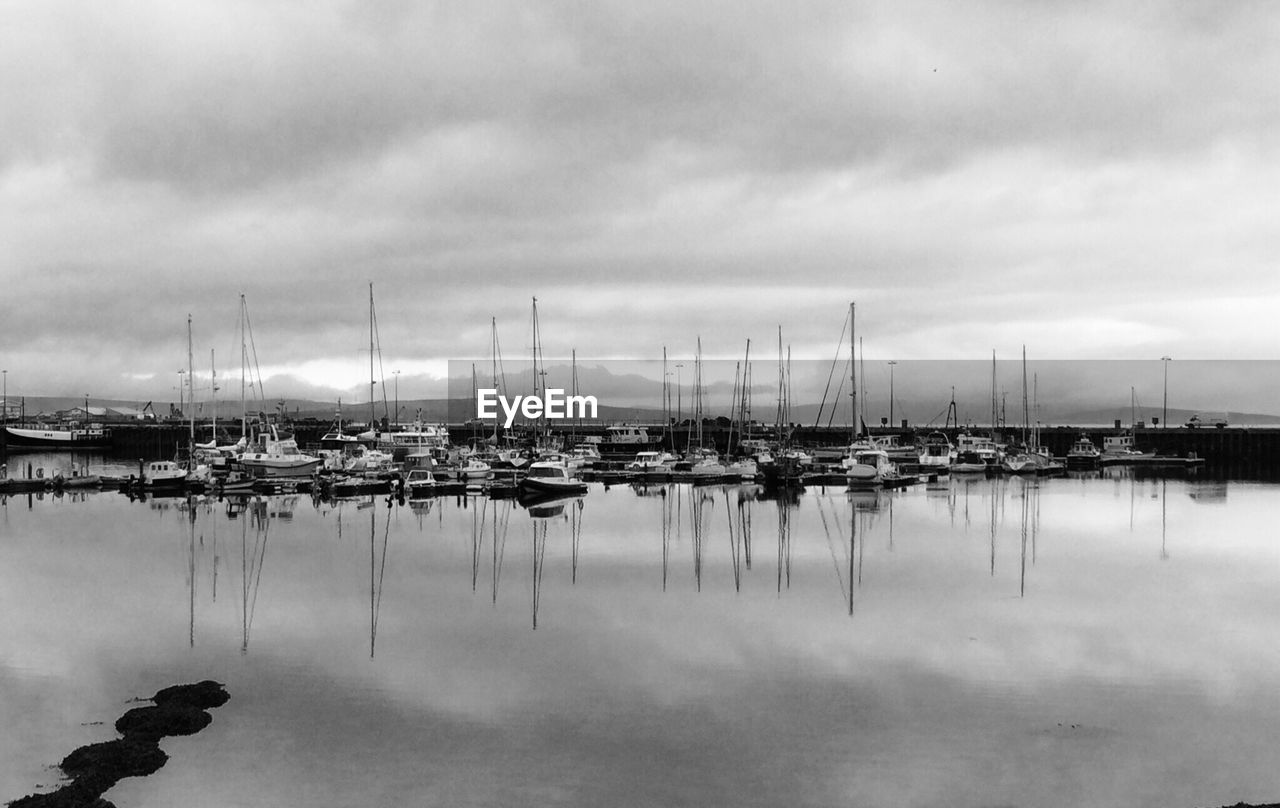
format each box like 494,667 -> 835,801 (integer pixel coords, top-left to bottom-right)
5,423 -> 112,449
951,450 -> 991,474
568,443 -> 601,469
599,425 -> 659,455
454,457 -> 492,481
845,448 -> 895,489
404,468 -> 437,496
1101,433 -> 1154,461
626,451 -> 676,471
917,431 -> 956,469
238,423 -> 323,478
519,460 -> 587,496
726,458 -> 758,481
954,432 -> 1001,467
377,420 -> 451,452
142,460 -> 189,489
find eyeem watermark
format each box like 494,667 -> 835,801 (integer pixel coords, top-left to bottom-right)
476,388 -> 598,428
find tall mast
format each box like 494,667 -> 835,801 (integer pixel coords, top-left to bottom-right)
531,297 -> 541,442
368,285 -> 373,435
239,294 -> 247,440
211,348 -> 217,444
991,350 -> 998,431
776,326 -> 784,443
742,339 -> 752,444
849,302 -> 857,441
858,336 -> 865,433
187,314 -> 195,453
1021,345 -> 1029,446
491,317 -> 499,442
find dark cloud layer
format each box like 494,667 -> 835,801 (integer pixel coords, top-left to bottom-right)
2,1 -> 1278,398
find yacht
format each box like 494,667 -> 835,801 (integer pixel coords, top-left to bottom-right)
845,448 -> 895,489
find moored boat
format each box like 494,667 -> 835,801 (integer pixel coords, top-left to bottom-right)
5,423 -> 112,449
518,459 -> 587,496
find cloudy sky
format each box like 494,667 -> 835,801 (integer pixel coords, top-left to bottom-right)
2,1 -> 1277,405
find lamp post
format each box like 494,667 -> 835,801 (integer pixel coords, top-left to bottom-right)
1161,356 -> 1171,429
177,369 -> 185,418
887,360 -> 897,428
392,370 -> 400,428
2,369 -> 6,424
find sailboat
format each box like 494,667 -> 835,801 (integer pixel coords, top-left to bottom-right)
232,295 -> 322,479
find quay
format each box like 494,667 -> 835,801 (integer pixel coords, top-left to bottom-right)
6,421 -> 1280,470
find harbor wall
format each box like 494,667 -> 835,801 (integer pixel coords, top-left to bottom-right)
7,422 -> 1280,471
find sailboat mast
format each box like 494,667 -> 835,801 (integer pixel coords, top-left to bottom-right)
991,350 -> 997,431
849,302 -> 857,441
239,294 -> 247,440
211,349 -> 217,444
369,283 -> 375,431
741,339 -> 752,444
1022,345 -> 1029,446
187,314 -> 195,453
491,317 -> 499,442
531,297 -> 541,443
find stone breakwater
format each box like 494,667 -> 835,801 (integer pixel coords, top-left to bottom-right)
8,681 -> 229,808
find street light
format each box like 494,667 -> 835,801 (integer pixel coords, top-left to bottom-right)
1161,356 -> 1172,429
2,369 -> 6,424
177,369 -> 186,416
887,360 -> 897,428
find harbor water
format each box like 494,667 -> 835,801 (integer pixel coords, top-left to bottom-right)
3,462 -> 1279,807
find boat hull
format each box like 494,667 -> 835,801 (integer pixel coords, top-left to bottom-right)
4,426 -> 112,449
239,456 -> 322,477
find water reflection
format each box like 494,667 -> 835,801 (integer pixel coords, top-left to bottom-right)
10,474 -> 1280,807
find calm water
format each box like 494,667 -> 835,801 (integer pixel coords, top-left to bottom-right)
3,463 -> 1280,808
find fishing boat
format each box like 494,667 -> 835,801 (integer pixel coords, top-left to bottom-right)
1065,434 -> 1102,468
4,423 -> 112,449
518,459 -> 588,496
141,460 -> 189,490
238,422 -> 323,478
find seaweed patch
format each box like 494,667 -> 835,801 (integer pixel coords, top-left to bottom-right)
7,681 -> 229,808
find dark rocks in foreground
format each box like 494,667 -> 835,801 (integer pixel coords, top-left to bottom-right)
7,681 -> 229,808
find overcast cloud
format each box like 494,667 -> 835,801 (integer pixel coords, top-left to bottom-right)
2,1 -> 1277,404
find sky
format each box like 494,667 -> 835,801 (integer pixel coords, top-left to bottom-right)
2,1 -> 1278,407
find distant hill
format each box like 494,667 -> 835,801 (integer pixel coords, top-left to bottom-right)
1052,407 -> 1280,427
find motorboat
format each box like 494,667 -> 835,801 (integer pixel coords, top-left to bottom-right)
845,448 -> 895,489
142,460 -> 189,490
1101,433 -> 1154,462
518,460 -> 588,496
917,431 -> 956,469
404,468 -> 437,496
951,450 -> 990,474
626,451 -> 676,471
238,423 -> 322,478
726,457 -> 759,481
